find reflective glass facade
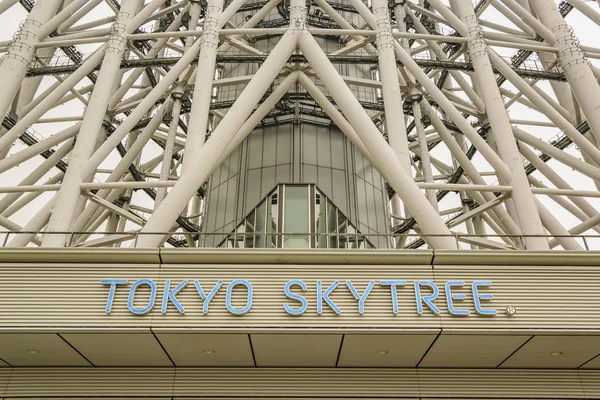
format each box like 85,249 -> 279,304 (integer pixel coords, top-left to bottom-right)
219,184 -> 374,249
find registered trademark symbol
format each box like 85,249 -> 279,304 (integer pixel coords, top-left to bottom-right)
505,305 -> 517,316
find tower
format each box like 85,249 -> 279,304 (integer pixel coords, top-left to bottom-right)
0,0 -> 598,251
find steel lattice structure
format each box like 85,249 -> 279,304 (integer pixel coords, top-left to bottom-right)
0,0 -> 599,250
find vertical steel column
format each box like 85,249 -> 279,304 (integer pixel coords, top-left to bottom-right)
181,0 -> 223,176
372,0 -> 411,232
43,0 -> 141,247
0,0 -> 61,120
456,0 -> 548,250
530,0 -> 600,144
373,0 -> 410,174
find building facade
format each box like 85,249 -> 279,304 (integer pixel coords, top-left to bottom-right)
1,0 -> 600,396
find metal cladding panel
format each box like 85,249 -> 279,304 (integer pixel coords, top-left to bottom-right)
0,263 -> 159,329
174,369 -> 420,397
1,259 -> 600,331
580,370 -> 600,398
158,249 -> 434,265
433,250 -> 600,266
417,370 -> 585,398
3,368 -> 175,398
0,248 -> 160,264
433,264 -> 600,330
0,368 -> 599,399
0,368 -> 9,398
151,263 -> 440,329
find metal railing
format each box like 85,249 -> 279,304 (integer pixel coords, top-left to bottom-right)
1,231 -> 599,250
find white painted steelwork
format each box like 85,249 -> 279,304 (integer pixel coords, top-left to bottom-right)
0,0 -> 598,250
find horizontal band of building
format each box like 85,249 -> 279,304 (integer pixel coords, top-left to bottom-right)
0,249 -> 599,332
1,367 -> 600,398
1,249 -> 599,372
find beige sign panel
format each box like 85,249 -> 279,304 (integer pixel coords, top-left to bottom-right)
0,260 -> 598,332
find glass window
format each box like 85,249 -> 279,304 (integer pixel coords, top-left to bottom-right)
327,199 -> 338,248
267,192 -> 278,248
337,210 -> 347,248
218,184 -> 372,249
283,186 -> 309,248
316,191 -> 328,248
244,211 -> 255,248
255,201 -> 266,248
347,225 -> 356,249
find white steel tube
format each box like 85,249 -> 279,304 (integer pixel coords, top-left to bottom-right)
0,48 -> 105,154
529,0 -> 600,145
83,35 -> 210,177
528,175 -> 600,235
457,0 -> 548,249
0,139 -> 72,214
372,0 -> 410,175
155,93 -> 182,208
38,0 -> 95,38
0,0 -> 18,14
43,0 -> 141,247
109,10 -> 185,109
412,93 -> 438,209
70,99 -> 172,234
0,124 -> 80,174
423,101 -> 522,237
299,31 -> 455,249
536,199 -> 582,250
9,195 -> 56,247
489,51 -> 600,164
135,32 -> 298,246
0,0 -> 61,121
514,127 -> 600,182
58,0 -> 103,32
297,72 -> 377,167
2,174 -> 63,217
405,7 -> 485,112
520,143 -> 600,222
181,0 -> 224,176
0,216 -> 42,246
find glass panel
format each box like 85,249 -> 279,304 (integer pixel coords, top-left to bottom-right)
255,201 -> 267,248
316,192 -> 328,248
244,211 -> 255,248
284,186 -> 309,248
347,225 -> 356,249
267,192 -> 278,248
337,210 -> 347,248
327,199 -> 338,248
235,224 -> 245,248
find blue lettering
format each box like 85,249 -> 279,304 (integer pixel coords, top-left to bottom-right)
203,280 -> 223,314
284,279 -> 308,315
226,279 -> 253,315
127,279 -> 157,315
472,281 -> 497,315
414,280 -> 441,315
102,279 -> 128,313
379,280 -> 407,314
346,280 -> 375,314
193,280 -> 206,299
317,280 -> 341,314
445,281 -> 470,316
161,279 -> 188,314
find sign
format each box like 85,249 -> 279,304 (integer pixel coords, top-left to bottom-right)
102,279 -> 497,316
